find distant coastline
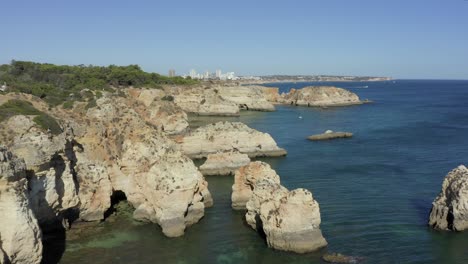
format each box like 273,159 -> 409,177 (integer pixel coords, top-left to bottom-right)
236,76 -> 393,85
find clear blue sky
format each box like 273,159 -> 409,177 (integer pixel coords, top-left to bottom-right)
1,0 -> 467,79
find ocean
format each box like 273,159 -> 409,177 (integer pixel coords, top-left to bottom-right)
57,80 -> 468,264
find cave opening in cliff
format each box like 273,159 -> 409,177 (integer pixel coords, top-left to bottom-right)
103,190 -> 128,219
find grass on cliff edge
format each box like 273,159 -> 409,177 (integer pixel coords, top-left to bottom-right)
0,99 -> 62,135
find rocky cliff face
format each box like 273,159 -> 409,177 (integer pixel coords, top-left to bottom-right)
177,121 -> 287,159
429,165 -> 468,231
0,92 -> 213,238
199,151 -> 251,176
172,84 -> 275,116
0,147 -> 43,264
217,85 -> 275,111
128,88 -> 189,134
231,161 -> 280,210
174,87 -> 240,116
280,86 -> 362,106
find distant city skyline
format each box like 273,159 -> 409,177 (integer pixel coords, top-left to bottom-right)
1,0 -> 467,79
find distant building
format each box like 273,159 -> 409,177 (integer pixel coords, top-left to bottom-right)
0,82 -> 7,92
168,69 -> 176,77
216,69 -> 221,78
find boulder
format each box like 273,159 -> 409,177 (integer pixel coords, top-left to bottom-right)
308,131 -> 353,141
178,121 -> 287,159
199,151 -> 251,176
429,165 -> 468,231
280,86 -> 362,107
0,147 -> 43,264
231,161 -> 280,210
245,180 -> 327,253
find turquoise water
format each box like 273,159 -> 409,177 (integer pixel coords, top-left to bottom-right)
58,80 -> 468,264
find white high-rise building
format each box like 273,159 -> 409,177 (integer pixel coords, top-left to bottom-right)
215,69 -> 221,78
189,69 -> 197,79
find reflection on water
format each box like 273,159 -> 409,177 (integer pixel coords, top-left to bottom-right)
59,80 -> 468,264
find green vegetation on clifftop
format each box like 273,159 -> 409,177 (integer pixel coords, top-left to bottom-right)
0,99 -> 62,134
0,60 -> 197,106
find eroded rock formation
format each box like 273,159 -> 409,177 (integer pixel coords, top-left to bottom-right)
429,165 -> 468,231
280,86 -> 362,107
0,147 -> 43,264
0,93 -> 213,238
231,161 -> 280,210
199,151 -> 251,176
231,161 -> 327,253
177,121 -> 287,159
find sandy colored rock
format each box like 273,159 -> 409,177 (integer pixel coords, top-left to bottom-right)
429,165 -> 468,231
280,86 -> 362,106
1,93 -> 213,238
174,87 -> 239,116
308,131 -> 353,141
199,151 -> 251,176
217,85 -> 275,111
245,180 -> 327,253
79,96 -> 213,236
231,161 -> 281,210
179,121 -> 287,159
0,147 -> 43,264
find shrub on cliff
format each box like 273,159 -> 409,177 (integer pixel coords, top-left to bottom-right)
0,99 -> 62,134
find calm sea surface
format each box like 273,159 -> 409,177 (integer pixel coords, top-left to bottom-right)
58,80 -> 468,264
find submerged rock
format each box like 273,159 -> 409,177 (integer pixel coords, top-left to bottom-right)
280,86 -> 362,107
0,147 -> 43,264
308,131 -> 353,141
231,161 -> 280,210
429,165 -> 468,231
199,151 -> 251,176
178,121 -> 287,159
245,179 -> 327,253
322,253 -> 364,263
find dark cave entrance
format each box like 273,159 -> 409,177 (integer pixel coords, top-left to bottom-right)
103,190 -> 128,219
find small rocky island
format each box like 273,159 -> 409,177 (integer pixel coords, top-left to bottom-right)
429,165 -> 468,231
278,86 -> 364,107
308,130 -> 353,141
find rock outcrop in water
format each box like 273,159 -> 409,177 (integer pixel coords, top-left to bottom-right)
177,121 -> 287,159
429,165 -> 468,231
0,147 -> 43,264
231,161 -> 280,210
231,161 -> 327,253
308,130 -> 353,141
199,151 -> 251,176
280,86 -> 362,107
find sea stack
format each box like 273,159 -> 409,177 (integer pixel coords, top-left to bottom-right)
429,165 -> 468,231
199,151 -> 251,176
232,161 -> 327,253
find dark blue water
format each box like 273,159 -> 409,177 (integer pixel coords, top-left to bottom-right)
60,80 -> 468,264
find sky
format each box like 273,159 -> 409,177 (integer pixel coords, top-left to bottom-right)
1,0 -> 467,79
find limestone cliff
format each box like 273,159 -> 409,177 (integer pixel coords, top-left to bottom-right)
280,86 -> 362,106
0,147 -> 43,264
177,121 -> 287,159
